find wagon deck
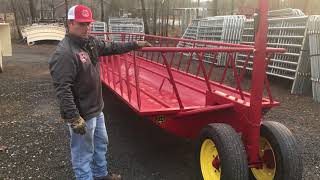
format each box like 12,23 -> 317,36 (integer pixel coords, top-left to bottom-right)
100,47 -> 280,116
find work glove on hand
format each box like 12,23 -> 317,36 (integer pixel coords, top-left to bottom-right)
65,116 -> 86,135
136,41 -> 152,48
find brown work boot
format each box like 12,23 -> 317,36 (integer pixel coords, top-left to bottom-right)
94,173 -> 122,180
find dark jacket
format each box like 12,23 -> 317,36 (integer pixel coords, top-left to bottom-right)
49,34 -> 139,120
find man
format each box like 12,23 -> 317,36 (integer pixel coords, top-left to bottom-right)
49,4 -> 151,180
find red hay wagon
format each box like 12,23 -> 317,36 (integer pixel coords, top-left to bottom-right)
93,1 -> 303,179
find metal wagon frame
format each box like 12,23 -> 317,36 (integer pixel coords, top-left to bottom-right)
93,1 -> 303,179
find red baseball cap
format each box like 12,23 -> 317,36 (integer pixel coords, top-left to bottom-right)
67,5 -> 95,23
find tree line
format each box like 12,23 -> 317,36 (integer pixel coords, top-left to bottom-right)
0,0 -> 319,39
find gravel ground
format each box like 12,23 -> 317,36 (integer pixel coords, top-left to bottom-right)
0,43 -> 319,180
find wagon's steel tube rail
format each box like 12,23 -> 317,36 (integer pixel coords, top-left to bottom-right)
132,52 -> 142,110
161,53 -> 185,109
91,32 -> 254,48
137,47 -> 285,53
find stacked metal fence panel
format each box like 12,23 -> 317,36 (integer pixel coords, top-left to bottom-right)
178,19 -> 200,47
197,17 -> 224,42
90,21 -> 106,40
175,8 -> 208,34
219,16 -> 246,65
180,16 -> 245,43
196,17 -> 225,64
308,16 -> 320,102
177,9 -> 320,99
237,16 -> 311,94
221,16 -> 246,44
108,17 -> 144,41
269,8 -> 305,18
179,16 -> 246,65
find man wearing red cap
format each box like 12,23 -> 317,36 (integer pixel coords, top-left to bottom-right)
49,4 -> 151,180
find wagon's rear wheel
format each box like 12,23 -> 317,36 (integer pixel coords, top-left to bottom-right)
250,121 -> 303,180
196,123 -> 248,180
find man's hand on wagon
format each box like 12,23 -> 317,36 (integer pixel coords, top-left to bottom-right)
136,41 -> 152,48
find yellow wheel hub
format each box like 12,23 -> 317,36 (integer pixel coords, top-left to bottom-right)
251,137 -> 276,180
200,139 -> 221,180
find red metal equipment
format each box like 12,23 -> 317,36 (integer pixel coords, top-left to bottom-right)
93,0 -> 303,179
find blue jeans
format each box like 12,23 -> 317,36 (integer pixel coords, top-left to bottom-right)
69,112 -> 109,180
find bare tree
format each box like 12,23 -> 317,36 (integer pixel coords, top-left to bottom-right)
171,5 -> 176,30
10,0 -> 23,39
165,0 -> 169,36
152,0 -> 158,35
231,0 -> 235,15
212,0 -> 218,16
51,0 -> 55,19
160,0 -> 165,36
17,4 -> 30,24
28,0 -> 36,21
140,0 -> 149,34
64,0 -> 68,30
64,0 -> 68,19
196,0 -> 200,18
100,0 -> 104,21
40,0 -> 43,19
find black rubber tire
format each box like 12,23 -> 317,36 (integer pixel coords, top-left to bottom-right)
196,123 -> 249,180
250,121 -> 303,180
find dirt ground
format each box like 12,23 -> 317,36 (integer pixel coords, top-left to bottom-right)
0,43 -> 319,180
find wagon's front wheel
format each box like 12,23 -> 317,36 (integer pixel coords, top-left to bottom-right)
250,121 -> 303,180
196,123 -> 248,180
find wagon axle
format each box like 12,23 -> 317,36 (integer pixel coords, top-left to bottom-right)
212,156 -> 220,170
262,149 -> 275,169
